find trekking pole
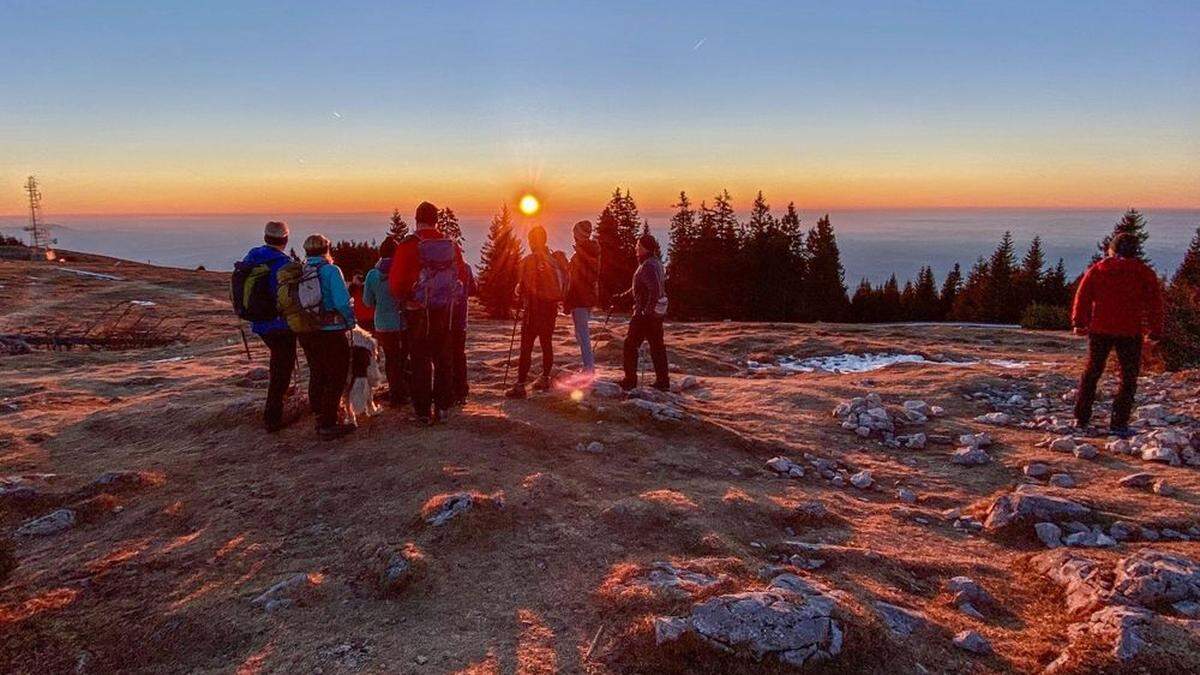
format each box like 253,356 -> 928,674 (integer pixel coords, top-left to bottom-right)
502,306 -> 521,389
238,326 -> 252,362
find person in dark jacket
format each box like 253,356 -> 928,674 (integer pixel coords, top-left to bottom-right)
241,221 -> 296,432
618,233 -> 670,392
389,201 -> 469,424
363,236 -> 407,406
505,225 -> 561,399
563,220 -> 600,377
451,264 -> 477,406
1071,232 -> 1164,436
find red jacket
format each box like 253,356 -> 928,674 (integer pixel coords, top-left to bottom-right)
1071,256 -> 1164,338
387,227 -> 469,304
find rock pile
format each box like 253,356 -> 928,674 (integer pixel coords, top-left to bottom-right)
654,573 -> 844,668
1034,548 -> 1200,663
832,394 -> 941,445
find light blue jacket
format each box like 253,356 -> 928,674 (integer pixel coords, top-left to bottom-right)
306,256 -> 355,331
363,258 -> 404,332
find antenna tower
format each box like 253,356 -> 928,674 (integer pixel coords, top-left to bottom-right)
23,175 -> 50,253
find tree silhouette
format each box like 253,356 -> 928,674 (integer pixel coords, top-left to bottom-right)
665,191 -> 698,318
476,204 -> 523,319
436,207 -> 464,247
388,209 -> 409,240
1095,208 -> 1150,263
1163,227 -> 1200,370
596,188 -> 640,306
804,214 -> 849,321
939,263 -> 963,319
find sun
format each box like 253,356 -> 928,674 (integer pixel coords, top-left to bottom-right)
518,193 -> 540,216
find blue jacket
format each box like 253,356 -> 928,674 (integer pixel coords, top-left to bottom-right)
363,258 -> 404,332
306,256 -> 356,331
242,245 -> 291,336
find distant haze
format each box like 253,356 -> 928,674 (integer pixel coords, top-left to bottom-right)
2,208 -> 1195,286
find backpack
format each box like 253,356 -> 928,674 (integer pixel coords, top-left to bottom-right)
528,250 -> 569,302
277,261 -> 339,332
231,260 -> 278,322
411,238 -> 463,311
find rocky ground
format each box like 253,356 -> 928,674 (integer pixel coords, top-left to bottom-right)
1,254 -> 1198,674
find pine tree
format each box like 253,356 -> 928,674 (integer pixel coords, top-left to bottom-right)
912,266 -> 940,321
879,275 -> 902,322
779,202 -> 807,320
985,231 -> 1018,323
804,214 -> 849,321
436,207 -> 464,247
742,191 -> 791,320
1095,208 -> 1150,263
1041,259 -> 1071,307
899,279 -> 917,321
665,191 -> 697,318
596,188 -> 641,306
1162,227 -> 1200,370
700,190 -> 743,318
388,208 -> 409,240
1016,235 -> 1046,308
850,279 -> 875,323
940,263 -> 963,320
952,258 -> 991,322
476,204 -> 524,319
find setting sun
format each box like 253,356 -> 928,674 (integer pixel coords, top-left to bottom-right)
518,193 -> 540,216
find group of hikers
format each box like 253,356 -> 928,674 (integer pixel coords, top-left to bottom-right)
234,201 -> 669,438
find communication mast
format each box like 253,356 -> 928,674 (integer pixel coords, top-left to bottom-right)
23,175 -> 51,254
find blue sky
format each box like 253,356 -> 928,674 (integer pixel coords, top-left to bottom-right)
1,1 -> 1197,214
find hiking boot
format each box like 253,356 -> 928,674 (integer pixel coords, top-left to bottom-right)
532,376 -> 552,392
433,407 -> 450,424
1109,426 -> 1135,439
618,379 -> 637,392
504,383 -> 527,399
652,380 -> 671,392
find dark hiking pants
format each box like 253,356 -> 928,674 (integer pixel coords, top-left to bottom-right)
516,302 -> 557,384
622,314 -> 669,388
376,330 -> 409,405
407,309 -> 453,418
259,330 -> 297,430
1075,333 -> 1142,430
298,330 -> 351,429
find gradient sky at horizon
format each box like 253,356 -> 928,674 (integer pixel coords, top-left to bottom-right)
1,1 -> 1198,218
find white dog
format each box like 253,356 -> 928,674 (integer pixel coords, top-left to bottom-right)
344,326 -> 383,425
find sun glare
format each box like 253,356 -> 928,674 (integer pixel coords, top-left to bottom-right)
519,193 -> 540,216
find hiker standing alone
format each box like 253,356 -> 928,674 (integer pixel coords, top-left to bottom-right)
618,233 -> 670,392
389,202 -> 469,424
505,225 -> 567,399
1071,232 -> 1164,437
237,221 -> 296,432
294,234 -> 357,439
563,220 -> 600,380
363,236 -> 407,406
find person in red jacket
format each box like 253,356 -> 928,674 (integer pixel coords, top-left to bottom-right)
388,201 -> 470,424
1071,232 -> 1164,436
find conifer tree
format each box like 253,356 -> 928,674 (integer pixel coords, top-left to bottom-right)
985,232 -> 1018,323
436,207 -> 464,247
940,263 -> 963,319
1041,259 -> 1071,307
476,204 -> 524,319
1162,227 -> 1200,370
701,190 -> 742,318
596,188 -> 641,306
742,191 -> 792,321
665,191 -> 698,318
778,203 -> 808,320
1095,208 -> 1150,263
850,279 -> 875,323
879,274 -> 902,322
388,208 -> 409,240
804,214 -> 849,321
912,266 -> 940,321
1016,235 -> 1046,307
952,258 -> 991,322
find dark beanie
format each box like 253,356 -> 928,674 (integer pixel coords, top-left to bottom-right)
528,225 -> 548,250
415,201 -> 439,226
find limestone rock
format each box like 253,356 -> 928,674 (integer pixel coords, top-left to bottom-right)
1072,444 -> 1098,460
952,447 -> 990,466
1025,462 -> 1051,478
1049,473 -> 1076,489
984,489 -> 1091,531
953,629 -> 992,655
849,470 -> 873,489
251,572 -> 323,611
1036,522 -> 1064,548
15,508 -> 75,537
874,601 -> 928,636
1118,472 -> 1155,489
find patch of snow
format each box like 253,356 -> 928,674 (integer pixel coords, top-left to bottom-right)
58,267 -> 122,281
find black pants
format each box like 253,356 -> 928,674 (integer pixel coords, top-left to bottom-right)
516,302 -> 557,384
298,330 -> 351,429
451,328 -> 468,402
376,330 -> 409,404
407,309 -> 453,417
259,331 -> 297,429
1075,333 -> 1142,429
623,314 -> 669,388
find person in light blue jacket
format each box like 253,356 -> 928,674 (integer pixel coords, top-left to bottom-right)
363,236 -> 408,405
298,234 -> 356,439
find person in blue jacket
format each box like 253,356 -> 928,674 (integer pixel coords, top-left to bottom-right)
299,233 -> 356,439
241,221 -> 295,432
362,236 -> 408,406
